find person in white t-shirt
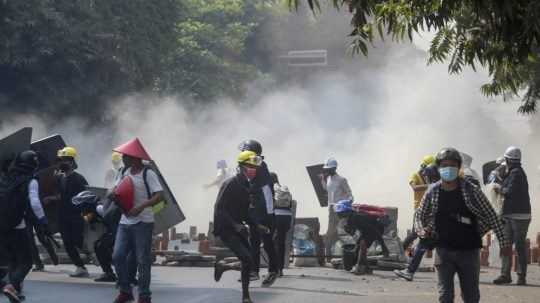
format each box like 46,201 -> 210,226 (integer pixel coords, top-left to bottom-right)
204,160 -> 231,189
110,138 -> 163,303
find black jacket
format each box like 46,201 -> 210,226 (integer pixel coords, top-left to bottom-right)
501,165 -> 531,215
213,174 -> 252,236
58,171 -> 88,219
248,161 -> 274,226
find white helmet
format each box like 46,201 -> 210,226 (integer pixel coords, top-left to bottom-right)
323,158 -> 338,169
504,146 -> 521,161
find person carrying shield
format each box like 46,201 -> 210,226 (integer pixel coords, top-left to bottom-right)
110,138 -> 163,303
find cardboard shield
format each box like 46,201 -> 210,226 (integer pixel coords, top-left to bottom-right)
115,176 -> 134,212
306,164 -> 328,207
149,160 -> 186,235
0,127 -> 32,174
482,160 -> 498,185
31,135 -> 66,234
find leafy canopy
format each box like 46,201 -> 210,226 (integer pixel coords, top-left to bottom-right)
291,0 -> 540,113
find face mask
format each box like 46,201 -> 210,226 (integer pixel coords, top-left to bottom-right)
243,167 -> 257,180
439,167 -> 459,182
59,162 -> 71,172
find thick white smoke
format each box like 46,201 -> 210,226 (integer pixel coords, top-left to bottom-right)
0,11 -> 538,239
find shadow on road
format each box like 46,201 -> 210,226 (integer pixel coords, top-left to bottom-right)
281,274 -> 352,282
270,286 -> 364,297
479,281 -> 540,288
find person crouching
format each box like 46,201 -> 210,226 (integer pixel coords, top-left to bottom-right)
213,151 -> 262,303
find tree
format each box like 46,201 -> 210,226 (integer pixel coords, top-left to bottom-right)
158,0 -> 276,100
292,0 -> 540,113
0,0 -> 178,118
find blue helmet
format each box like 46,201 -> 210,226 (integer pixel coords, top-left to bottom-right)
334,199 -> 353,213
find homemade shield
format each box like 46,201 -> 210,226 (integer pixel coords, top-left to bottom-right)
31,134 -> 66,234
114,176 -> 134,212
31,134 -> 66,168
0,127 -> 32,174
482,160 -> 498,185
148,160 -> 186,235
306,164 -> 328,207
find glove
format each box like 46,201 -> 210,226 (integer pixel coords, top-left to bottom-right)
35,218 -> 51,237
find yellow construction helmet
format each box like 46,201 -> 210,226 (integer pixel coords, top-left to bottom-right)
112,151 -> 122,163
57,146 -> 78,159
422,155 -> 435,166
237,150 -> 262,167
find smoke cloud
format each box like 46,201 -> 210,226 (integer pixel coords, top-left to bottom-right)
1,8 -> 538,239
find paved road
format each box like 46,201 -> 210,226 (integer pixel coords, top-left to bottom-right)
7,265 -> 540,302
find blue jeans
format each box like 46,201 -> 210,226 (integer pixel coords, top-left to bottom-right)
113,222 -> 154,298
407,238 -> 435,273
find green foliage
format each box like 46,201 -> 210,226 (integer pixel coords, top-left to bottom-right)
0,0 -> 277,118
292,0 -> 540,114
158,0 -> 265,100
0,0 -> 178,118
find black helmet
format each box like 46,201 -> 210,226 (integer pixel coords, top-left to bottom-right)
435,148 -> 462,167
13,150 -> 39,174
238,139 -> 262,155
15,150 -> 39,169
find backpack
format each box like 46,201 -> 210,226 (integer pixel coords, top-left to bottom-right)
0,174 -> 30,232
274,184 -> 292,209
352,204 -> 388,220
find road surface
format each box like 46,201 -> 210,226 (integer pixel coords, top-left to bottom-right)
9,264 -> 540,302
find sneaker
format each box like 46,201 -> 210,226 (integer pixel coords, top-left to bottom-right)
278,270 -> 284,277
214,262 -> 226,282
242,297 -> 253,303
94,272 -> 118,283
70,267 -> 89,278
517,275 -> 527,286
394,269 -> 414,281
2,285 -> 21,303
261,272 -> 278,287
493,275 -> 512,285
113,291 -> 134,303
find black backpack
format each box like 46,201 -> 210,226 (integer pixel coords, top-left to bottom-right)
0,174 -> 30,232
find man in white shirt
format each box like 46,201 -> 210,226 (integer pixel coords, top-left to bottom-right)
111,138 -> 163,303
204,160 -> 231,189
0,151 -> 48,303
320,158 -> 353,260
